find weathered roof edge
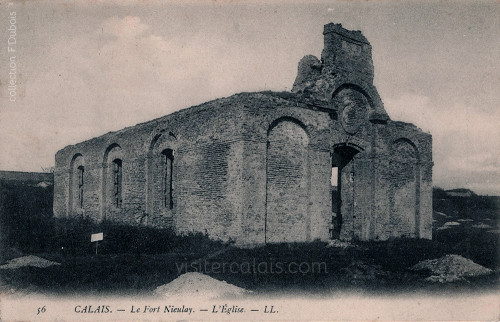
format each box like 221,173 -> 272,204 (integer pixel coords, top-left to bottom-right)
56,91 -> 323,154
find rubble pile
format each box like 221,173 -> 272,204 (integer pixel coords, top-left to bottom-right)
411,254 -> 492,283
155,272 -> 249,299
0,255 -> 60,269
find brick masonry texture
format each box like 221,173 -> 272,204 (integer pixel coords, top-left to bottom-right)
53,23 -> 433,245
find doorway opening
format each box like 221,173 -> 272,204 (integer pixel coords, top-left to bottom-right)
331,145 -> 360,239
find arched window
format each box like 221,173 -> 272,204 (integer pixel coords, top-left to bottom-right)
101,144 -> 123,218
69,153 -> 85,215
146,132 -> 177,216
77,165 -> 84,209
162,149 -> 174,209
112,159 -> 122,208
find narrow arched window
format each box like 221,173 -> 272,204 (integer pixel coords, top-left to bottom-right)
112,159 -> 122,208
162,149 -> 174,209
77,165 -> 84,209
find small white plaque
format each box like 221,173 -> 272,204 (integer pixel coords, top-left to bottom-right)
91,232 -> 103,242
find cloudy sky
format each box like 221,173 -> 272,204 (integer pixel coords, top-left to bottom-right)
0,0 -> 498,195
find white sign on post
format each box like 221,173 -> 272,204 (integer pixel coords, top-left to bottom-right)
91,232 -> 104,255
91,232 -> 103,242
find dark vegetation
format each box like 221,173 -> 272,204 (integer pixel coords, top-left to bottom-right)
0,180 -> 225,257
432,187 -> 500,269
0,180 -> 54,256
0,181 -> 498,295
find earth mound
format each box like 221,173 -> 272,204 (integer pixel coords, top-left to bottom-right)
411,254 -> 492,283
0,255 -> 60,269
155,272 -> 249,299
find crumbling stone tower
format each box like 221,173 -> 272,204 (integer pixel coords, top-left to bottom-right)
291,23 -> 433,240
53,23 -> 432,245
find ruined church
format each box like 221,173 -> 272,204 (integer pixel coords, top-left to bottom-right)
53,23 -> 433,245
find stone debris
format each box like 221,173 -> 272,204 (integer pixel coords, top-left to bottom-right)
341,260 -> 388,284
155,272 -> 249,299
472,223 -> 493,229
36,181 -> 52,188
411,254 -> 492,283
457,219 -> 474,222
435,221 -> 461,231
0,255 -> 60,269
326,239 -> 356,249
487,230 -> 500,234
434,211 -> 451,218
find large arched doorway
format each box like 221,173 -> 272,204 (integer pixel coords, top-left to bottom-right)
265,118 -> 310,243
330,144 -> 362,239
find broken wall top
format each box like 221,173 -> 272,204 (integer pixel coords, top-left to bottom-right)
292,23 -> 388,123
321,23 -> 374,82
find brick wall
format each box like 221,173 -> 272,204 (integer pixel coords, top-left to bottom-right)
54,96 -> 247,241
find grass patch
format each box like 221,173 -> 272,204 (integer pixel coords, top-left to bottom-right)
46,216 -> 226,257
0,185 -> 498,295
1,235 -> 498,296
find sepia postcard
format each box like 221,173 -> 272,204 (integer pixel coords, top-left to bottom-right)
0,0 -> 499,321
